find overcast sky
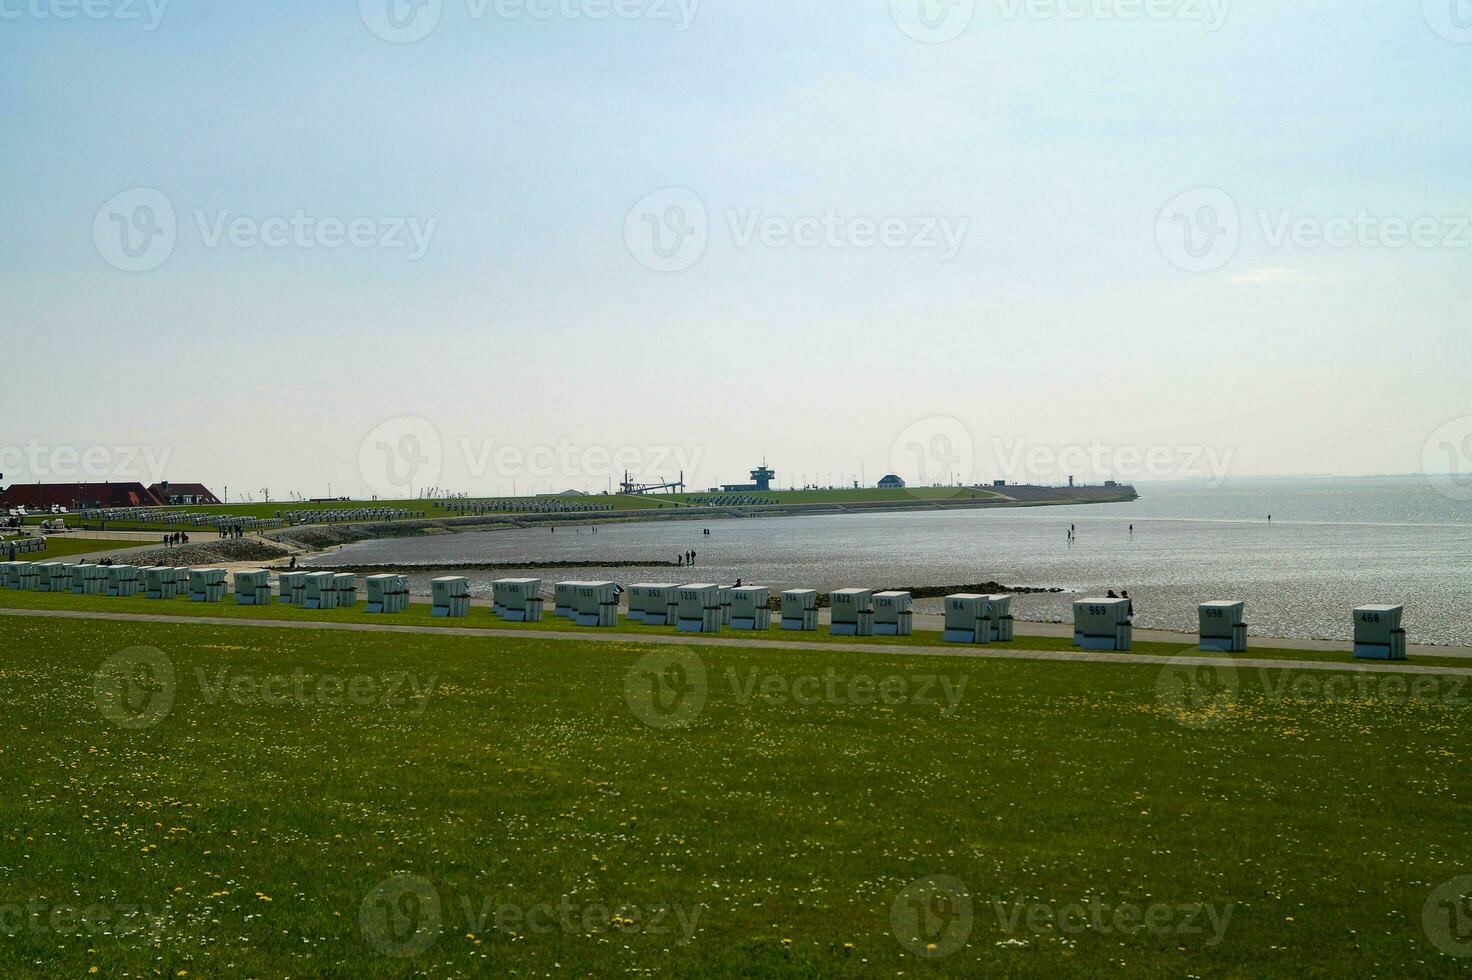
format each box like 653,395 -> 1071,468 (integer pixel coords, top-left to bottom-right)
3,1 -> 1470,500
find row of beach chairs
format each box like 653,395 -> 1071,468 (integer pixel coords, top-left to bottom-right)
2,536 -> 48,555
76,508 -> 283,530
4,563 -> 1408,659
1067,597 -> 1406,659
279,508 -> 414,525
441,498 -> 609,515
1,562 -> 228,601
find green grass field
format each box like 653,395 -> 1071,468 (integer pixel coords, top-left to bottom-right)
18,495 -> 676,531
650,486 -> 1001,506
2,612 -> 1469,976
0,587 -> 1464,668
2,536 -> 149,560
19,487 -> 1007,533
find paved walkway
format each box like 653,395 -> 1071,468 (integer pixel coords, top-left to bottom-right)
6,607 -> 1470,676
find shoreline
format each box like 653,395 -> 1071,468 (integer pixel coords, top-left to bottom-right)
62,487 -> 1470,651
261,487 -> 1138,552
8,542 -> 1465,652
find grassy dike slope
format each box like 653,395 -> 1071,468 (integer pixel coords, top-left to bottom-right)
2,588 -> 1470,667
2,536 -> 153,560
0,613 -> 1468,976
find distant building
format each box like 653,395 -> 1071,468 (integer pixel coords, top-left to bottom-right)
878,475 -> 906,489
722,463 -> 777,493
538,489 -> 589,497
148,482 -> 221,505
0,482 -> 162,510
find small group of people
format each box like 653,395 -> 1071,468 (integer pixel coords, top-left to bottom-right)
217,525 -> 246,540
1106,589 -> 1134,618
161,532 -> 191,548
676,549 -> 699,567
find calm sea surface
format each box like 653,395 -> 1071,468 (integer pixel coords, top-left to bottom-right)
304,477 -> 1472,645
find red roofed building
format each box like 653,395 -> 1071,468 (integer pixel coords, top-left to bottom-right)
148,482 -> 221,505
0,482 -> 163,510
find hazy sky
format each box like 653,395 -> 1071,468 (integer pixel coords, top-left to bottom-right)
3,0 -> 1470,500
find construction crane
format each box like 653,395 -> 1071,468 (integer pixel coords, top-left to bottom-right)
619,470 -> 686,495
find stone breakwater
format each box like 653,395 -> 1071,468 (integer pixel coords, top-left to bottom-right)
93,539 -> 292,569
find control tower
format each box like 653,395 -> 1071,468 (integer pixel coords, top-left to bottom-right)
721,461 -> 777,493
